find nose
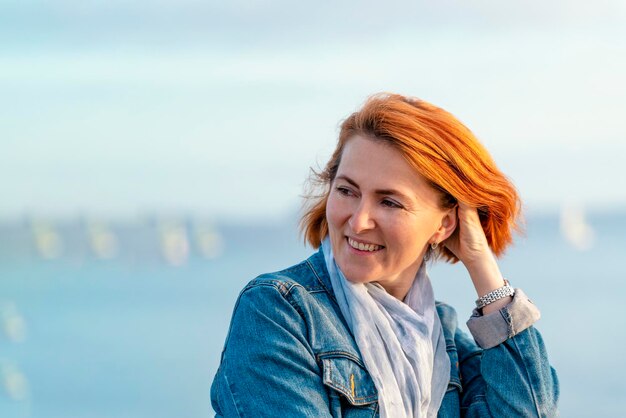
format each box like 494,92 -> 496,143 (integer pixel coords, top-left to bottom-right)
348,200 -> 376,234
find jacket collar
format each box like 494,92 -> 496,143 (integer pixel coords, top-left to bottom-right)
306,247 -> 336,299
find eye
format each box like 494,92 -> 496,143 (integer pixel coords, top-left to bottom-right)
335,186 -> 355,197
381,198 -> 403,209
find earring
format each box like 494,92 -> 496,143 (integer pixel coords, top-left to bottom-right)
424,242 -> 438,262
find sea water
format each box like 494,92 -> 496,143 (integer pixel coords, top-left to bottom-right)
0,212 -> 624,417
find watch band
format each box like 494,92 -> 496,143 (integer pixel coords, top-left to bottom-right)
475,279 -> 515,309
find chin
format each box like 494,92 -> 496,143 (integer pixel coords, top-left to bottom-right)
336,262 -> 376,284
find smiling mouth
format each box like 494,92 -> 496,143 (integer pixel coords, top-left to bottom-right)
347,237 -> 384,252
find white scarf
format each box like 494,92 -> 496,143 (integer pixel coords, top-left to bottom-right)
321,237 -> 450,417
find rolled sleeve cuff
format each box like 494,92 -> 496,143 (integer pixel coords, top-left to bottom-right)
466,288 -> 541,349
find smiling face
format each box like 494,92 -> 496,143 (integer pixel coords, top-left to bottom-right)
326,135 -> 456,299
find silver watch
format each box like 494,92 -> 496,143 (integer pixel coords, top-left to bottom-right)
475,280 -> 515,309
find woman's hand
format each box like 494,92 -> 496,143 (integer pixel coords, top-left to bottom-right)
444,202 -> 511,314
443,202 -> 492,268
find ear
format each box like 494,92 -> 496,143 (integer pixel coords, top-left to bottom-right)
431,206 -> 458,244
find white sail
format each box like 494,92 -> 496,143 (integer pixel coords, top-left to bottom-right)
559,204 -> 595,251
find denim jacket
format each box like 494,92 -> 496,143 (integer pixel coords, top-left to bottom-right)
211,250 -> 559,417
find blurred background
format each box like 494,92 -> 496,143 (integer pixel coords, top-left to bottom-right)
1,1 -> 625,417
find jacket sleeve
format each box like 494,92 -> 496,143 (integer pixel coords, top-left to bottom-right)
454,290 -> 560,417
210,281 -> 333,418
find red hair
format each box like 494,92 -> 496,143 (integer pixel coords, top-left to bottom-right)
301,93 -> 522,262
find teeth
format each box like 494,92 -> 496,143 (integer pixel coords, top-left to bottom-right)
348,238 -> 382,252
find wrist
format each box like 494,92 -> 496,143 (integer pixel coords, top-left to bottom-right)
481,296 -> 513,315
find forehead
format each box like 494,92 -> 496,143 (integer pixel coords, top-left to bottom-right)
337,135 -> 440,203
338,135 -> 419,185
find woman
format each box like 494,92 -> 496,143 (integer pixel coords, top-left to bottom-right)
210,94 -> 559,417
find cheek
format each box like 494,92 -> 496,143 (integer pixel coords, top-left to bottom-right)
325,193 -> 345,230
385,216 -> 430,249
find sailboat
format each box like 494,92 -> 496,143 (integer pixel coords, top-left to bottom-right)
559,204 -> 595,251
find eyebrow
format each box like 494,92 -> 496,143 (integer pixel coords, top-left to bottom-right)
335,175 -> 413,200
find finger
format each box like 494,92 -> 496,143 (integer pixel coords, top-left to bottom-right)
457,202 -> 480,224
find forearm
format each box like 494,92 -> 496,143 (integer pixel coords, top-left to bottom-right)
465,252 -> 511,315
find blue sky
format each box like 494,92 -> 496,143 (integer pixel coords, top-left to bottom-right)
1,1 -> 625,220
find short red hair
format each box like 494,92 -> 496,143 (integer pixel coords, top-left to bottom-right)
301,93 -> 522,263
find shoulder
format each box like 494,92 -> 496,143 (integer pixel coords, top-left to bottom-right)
225,250 -> 336,328
224,250 -> 357,356
220,256 -> 326,355
241,250 -> 333,298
